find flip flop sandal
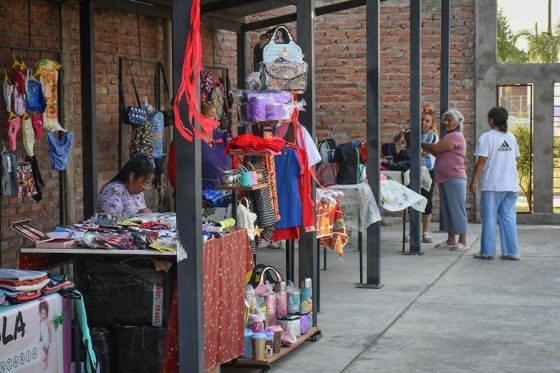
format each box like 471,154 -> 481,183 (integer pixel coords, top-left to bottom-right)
449,243 -> 469,251
42,280 -> 75,295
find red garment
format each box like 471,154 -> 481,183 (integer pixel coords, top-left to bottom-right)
290,122 -> 315,233
225,134 -> 286,155
271,227 -> 300,240
168,140 -> 176,189
161,229 -> 254,371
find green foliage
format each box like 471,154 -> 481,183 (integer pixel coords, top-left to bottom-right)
511,125 -> 533,212
497,7 -> 528,63
518,23 -> 560,63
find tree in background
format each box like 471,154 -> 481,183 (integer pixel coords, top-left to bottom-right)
519,22 -> 560,63
511,125 -> 533,212
497,7 -> 528,63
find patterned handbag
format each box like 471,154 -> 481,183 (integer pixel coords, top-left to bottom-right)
261,57 -> 308,91
262,26 -> 304,63
122,61 -> 147,127
130,121 -> 154,158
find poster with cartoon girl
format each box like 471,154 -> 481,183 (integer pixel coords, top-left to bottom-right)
39,301 -> 52,369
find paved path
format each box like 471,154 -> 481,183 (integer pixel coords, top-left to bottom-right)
224,224 -> 560,373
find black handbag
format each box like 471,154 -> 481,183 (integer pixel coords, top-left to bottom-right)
334,142 -> 361,185
121,61 -> 147,127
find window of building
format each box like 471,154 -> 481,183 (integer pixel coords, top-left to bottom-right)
497,0 -> 560,64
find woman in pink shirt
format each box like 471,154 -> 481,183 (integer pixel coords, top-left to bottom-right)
422,109 -> 468,250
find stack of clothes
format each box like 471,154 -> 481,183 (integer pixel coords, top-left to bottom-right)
0,269 -> 74,305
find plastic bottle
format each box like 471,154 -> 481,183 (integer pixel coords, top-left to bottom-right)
300,278 -> 312,313
276,281 -> 288,318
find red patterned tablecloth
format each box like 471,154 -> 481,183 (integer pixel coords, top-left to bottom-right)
161,229 -> 254,371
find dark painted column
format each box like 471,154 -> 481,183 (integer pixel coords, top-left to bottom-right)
297,0 -> 318,324
173,0 -> 204,371
79,0 -> 97,218
439,0 -> 450,230
361,0 -> 383,288
409,0 -> 422,254
237,32 -> 249,90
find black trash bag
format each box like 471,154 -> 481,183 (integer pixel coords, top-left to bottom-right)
78,257 -> 167,326
115,326 -> 167,373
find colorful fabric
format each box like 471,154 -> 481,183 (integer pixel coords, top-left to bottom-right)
264,155 -> 280,220
8,115 -> 21,151
225,134 -> 286,155
32,112 -> 43,139
130,120 -> 154,158
38,59 -> 65,132
17,161 -> 38,198
3,78 -> 14,112
96,181 -> 147,217
274,148 -> 302,229
13,84 -> 26,116
161,230 -> 254,371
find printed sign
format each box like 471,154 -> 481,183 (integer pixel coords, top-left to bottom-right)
0,294 -> 69,373
152,284 -> 164,327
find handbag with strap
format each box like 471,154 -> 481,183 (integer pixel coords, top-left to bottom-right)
262,26 -> 304,63
248,264 -> 284,296
121,61 -> 147,127
261,57 -> 308,91
318,138 -> 337,163
316,162 -> 340,187
334,142 -> 361,185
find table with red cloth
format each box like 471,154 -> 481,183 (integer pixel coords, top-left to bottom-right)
161,228 -> 254,372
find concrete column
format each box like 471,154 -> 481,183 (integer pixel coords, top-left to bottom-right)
533,81 -> 555,213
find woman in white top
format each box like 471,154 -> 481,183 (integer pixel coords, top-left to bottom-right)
469,107 -> 520,260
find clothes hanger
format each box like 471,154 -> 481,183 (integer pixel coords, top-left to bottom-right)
22,112 -> 30,121
8,112 -> 18,121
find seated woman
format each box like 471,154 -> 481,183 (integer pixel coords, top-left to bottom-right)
96,156 -> 154,216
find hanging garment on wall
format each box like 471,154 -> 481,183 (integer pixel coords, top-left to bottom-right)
17,162 -> 38,198
47,131 -> 74,171
130,121 -> 154,159
2,151 -> 18,197
22,114 -> 35,157
38,59 -> 66,132
151,111 -> 164,159
12,65 -> 28,97
32,112 -> 43,139
8,115 -> 22,151
26,79 -> 47,113
3,78 -> 14,113
25,155 -> 43,202
13,84 -> 26,116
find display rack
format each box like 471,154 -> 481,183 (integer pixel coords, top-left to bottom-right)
216,183 -> 268,191
225,327 -> 322,372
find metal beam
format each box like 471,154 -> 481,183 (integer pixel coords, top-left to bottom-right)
296,0 -> 318,326
359,0 -> 383,289
243,0 -> 366,32
201,0 -> 262,14
439,0 -> 450,231
237,33 -> 249,90
409,0 -> 422,254
80,0 -> 97,219
173,0 -> 204,371
93,0 -> 173,18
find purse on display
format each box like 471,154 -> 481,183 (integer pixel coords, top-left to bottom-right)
316,162 -> 340,187
334,142 -> 362,185
261,57 -> 308,91
318,138 -> 337,163
121,61 -> 147,127
248,264 -> 284,296
262,26 -> 304,63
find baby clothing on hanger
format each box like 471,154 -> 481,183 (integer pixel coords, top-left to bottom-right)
32,112 -> 43,139
26,79 -> 47,113
3,79 -> 14,113
13,85 -> 26,116
22,115 -> 35,157
38,60 -> 65,132
2,151 -> 18,197
47,131 -> 74,171
8,115 -> 22,151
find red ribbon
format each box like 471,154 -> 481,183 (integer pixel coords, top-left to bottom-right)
173,0 -> 219,142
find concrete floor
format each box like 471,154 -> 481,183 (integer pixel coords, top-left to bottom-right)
224,223 -> 560,373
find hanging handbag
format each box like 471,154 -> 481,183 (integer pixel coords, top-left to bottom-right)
316,162 -> 340,187
121,61 -> 147,127
262,26 -> 304,63
261,57 -> 308,91
248,264 -> 284,296
318,138 -> 337,163
334,142 -> 361,185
